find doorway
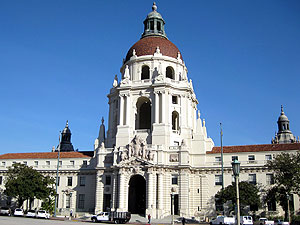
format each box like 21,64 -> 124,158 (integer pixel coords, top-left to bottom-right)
128,175 -> 146,215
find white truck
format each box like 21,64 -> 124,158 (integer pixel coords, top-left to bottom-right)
210,216 -> 236,225
91,211 -> 131,224
259,218 -> 275,225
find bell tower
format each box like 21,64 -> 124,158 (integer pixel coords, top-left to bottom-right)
103,3 -> 213,153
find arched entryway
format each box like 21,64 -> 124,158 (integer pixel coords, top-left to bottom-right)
128,175 -> 146,215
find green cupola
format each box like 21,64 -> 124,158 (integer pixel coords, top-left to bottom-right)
141,2 -> 167,39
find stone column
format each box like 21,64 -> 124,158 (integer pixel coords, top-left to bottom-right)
157,172 -> 164,213
179,169 -> 189,216
112,171 -> 118,210
161,92 -> 165,123
147,169 -> 154,212
155,92 -> 159,123
94,170 -> 104,213
118,169 -> 126,211
125,94 -> 130,126
119,95 -> 124,126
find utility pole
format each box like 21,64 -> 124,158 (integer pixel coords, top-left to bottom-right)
54,132 -> 61,217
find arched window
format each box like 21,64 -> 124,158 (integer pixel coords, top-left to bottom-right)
136,97 -> 151,130
172,111 -> 179,130
157,22 -> 161,32
166,66 -> 174,79
141,66 -> 150,80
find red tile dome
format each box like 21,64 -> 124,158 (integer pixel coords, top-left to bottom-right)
125,36 -> 183,62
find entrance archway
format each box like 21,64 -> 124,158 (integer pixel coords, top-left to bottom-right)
128,175 -> 146,215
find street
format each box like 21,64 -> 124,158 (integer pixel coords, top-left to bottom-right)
0,216 -> 94,225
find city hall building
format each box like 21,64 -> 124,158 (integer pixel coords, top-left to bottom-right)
0,3 -> 299,219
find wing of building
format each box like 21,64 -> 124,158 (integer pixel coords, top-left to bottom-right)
0,3 -> 299,220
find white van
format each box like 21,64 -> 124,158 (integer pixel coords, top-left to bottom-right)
240,216 -> 253,225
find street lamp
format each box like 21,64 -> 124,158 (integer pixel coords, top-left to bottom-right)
232,159 -> 240,225
171,189 -> 175,225
54,132 -> 61,217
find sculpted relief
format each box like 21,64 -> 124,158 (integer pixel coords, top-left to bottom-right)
120,135 -> 154,162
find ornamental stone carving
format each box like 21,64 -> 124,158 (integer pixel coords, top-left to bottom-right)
119,135 -> 154,161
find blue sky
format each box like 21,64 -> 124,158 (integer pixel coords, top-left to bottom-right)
0,0 -> 299,154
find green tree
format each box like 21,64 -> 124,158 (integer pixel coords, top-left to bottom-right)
215,181 -> 261,214
4,163 -> 55,208
266,151 -> 300,220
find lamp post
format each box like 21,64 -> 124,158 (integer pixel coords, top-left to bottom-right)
171,191 -> 175,225
232,160 -> 240,225
54,132 -> 61,217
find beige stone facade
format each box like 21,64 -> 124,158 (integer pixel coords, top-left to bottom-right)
0,3 -> 299,220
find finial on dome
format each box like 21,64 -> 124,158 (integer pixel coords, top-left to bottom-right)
152,2 -> 157,11
101,117 -> 104,125
281,105 -> 284,114
66,120 -> 69,128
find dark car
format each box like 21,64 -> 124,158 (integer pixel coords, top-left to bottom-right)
176,217 -> 200,224
0,207 -> 11,216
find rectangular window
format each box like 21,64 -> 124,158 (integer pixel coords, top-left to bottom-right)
249,174 -> 257,185
56,194 -> 59,207
59,161 -> 62,167
46,161 -> 50,166
66,194 -> 71,208
248,155 -> 255,161
34,161 -> 38,166
266,174 -> 274,185
12,161 -> 16,165
70,160 -> 74,166
265,155 -> 272,161
67,177 -> 72,186
57,177 -> 60,186
80,176 -> 86,186
2,162 -> 6,167
78,194 -> 85,209
215,175 -> 223,186
82,160 -> 87,167
0,176 -> 2,185
23,161 -> 27,165
215,157 -> 221,164
172,96 -> 178,104
105,175 -> 111,185
232,156 -> 238,161
150,21 -> 154,30
172,175 -> 178,185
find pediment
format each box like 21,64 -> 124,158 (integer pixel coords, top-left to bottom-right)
117,156 -> 153,168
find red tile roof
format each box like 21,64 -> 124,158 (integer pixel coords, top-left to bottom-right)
0,151 -> 94,159
208,143 -> 300,154
125,36 -> 183,62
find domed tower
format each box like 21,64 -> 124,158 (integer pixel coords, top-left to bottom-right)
57,121 -> 74,152
272,106 -> 297,144
95,3 -> 214,217
105,3 -> 213,152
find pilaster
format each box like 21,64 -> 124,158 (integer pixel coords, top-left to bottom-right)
95,170 -> 104,213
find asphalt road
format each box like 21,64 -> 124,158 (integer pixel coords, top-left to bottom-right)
0,216 -> 94,225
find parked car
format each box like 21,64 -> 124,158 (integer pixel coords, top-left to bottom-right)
0,207 -> 11,216
176,217 -> 200,224
259,218 -> 274,225
210,216 -> 236,225
274,219 -> 289,225
240,216 -> 253,225
36,210 -> 50,219
14,208 -> 24,217
26,210 -> 36,218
